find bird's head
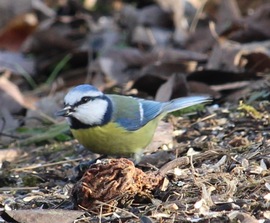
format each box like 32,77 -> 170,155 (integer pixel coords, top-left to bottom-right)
56,84 -> 111,128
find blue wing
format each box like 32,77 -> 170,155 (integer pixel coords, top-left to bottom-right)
108,95 -> 163,131
138,99 -> 164,126
108,95 -> 210,131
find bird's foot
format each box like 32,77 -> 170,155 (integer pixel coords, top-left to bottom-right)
72,155 -> 107,181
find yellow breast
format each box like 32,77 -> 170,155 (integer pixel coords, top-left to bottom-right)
71,120 -> 159,156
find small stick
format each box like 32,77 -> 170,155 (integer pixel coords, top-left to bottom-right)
158,156 -> 189,176
12,158 -> 82,172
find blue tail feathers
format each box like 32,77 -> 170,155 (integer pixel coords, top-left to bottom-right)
162,96 -> 211,113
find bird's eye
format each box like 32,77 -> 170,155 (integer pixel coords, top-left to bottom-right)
81,96 -> 92,103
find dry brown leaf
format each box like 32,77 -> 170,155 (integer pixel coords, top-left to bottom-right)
189,81 -> 221,98
0,74 -> 36,110
148,47 -> 207,64
229,3 -> 270,42
0,107 -> 20,144
90,46 -> 207,89
0,0 -> 33,30
89,48 -> 145,87
0,108 -> 19,130
229,211 -> 259,223
155,73 -> 189,102
228,136 -> 250,147
216,0 -> 241,34
0,13 -> 38,51
25,91 -> 65,126
131,26 -> 171,47
22,28 -> 76,54
156,0 -> 188,44
0,148 -> 23,163
2,209 -> 84,223
83,0 -> 97,10
207,40 -> 270,73
236,0 -> 269,15
119,4 -> 172,30
0,51 -> 35,75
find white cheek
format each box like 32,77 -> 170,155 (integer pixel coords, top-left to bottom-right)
73,99 -> 108,125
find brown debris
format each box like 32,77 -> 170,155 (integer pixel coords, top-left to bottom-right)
229,3 -> 270,42
72,158 -> 163,213
228,136 -> 250,147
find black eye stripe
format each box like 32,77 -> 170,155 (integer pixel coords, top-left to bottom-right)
74,97 -> 92,107
82,96 -> 92,102
73,95 -> 103,107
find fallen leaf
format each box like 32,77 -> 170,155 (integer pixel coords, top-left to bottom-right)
0,148 -> 23,163
131,26 -> 171,47
229,3 -> 270,42
119,4 -> 172,30
0,107 -> 20,145
0,74 -> 36,110
188,81 -> 221,98
22,28 -> 76,54
155,73 -> 189,102
156,0 -> 188,44
207,40 -> 270,73
229,211 -> 259,223
0,0 -> 33,28
25,91 -> 65,126
0,51 -> 35,75
215,0 -> 241,34
2,209 -> 84,223
0,13 -> 38,51
89,47 -> 145,87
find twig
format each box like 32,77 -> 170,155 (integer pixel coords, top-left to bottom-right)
190,155 -> 196,182
94,201 -> 139,219
0,186 -> 39,191
189,0 -> 208,33
158,156 -> 189,176
209,21 -> 220,43
12,158 -> 83,172
0,132 -> 21,139
192,113 -> 217,126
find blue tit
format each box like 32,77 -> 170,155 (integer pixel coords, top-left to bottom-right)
56,84 -> 210,160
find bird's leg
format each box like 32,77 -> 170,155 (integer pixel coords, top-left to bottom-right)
133,152 -> 143,165
73,155 -> 107,181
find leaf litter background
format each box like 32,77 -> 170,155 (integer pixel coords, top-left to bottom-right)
1,0 -> 270,222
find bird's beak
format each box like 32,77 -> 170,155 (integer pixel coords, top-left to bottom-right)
55,106 -> 74,117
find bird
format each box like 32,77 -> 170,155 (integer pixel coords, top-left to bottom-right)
56,84 -> 210,161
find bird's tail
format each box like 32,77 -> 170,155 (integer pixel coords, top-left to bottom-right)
162,96 -> 211,113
